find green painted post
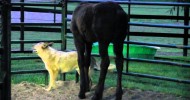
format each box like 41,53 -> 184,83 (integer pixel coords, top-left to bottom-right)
183,6 -> 189,56
53,0 -> 56,23
20,0 -> 24,51
61,0 -> 67,51
126,0 -> 131,73
60,0 -> 68,81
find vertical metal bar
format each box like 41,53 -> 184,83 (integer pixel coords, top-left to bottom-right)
61,0 -> 67,51
0,84 -> 3,100
60,0 -> 67,81
53,0 -> 56,23
20,0 -> 24,51
183,6 -> 189,56
176,0 -> 179,22
1,0 -> 11,99
62,73 -> 66,81
176,6 -> 179,22
126,0 -> 131,73
0,2 -> 3,97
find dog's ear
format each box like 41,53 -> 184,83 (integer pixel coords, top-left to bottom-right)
42,42 -> 49,49
48,42 -> 54,47
42,42 -> 54,49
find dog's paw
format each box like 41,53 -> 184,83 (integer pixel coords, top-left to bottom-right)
52,85 -> 57,89
45,87 -> 51,91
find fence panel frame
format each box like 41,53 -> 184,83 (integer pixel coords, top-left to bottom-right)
7,0 -> 190,94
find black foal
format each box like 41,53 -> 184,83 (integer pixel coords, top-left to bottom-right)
70,2 -> 128,100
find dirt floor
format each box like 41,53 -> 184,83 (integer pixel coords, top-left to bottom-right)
11,81 -> 188,100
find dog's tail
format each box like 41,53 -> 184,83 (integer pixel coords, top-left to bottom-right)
90,57 -> 116,72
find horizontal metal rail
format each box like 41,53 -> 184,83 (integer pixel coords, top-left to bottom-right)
11,50 -> 75,53
11,56 -> 39,60
68,0 -> 190,6
129,22 -> 190,29
129,32 -> 190,38
11,40 -> 62,44
11,49 -> 75,53
11,23 -> 62,26
124,41 -> 190,49
11,2 -> 61,6
130,14 -> 190,20
125,58 -> 190,68
12,6 -> 61,13
11,69 -> 77,75
11,69 -> 47,75
11,49 -> 74,53
66,29 -> 190,38
66,34 -> 74,39
123,72 -> 190,84
11,26 -> 61,32
155,56 -> 190,63
11,50 -> 33,53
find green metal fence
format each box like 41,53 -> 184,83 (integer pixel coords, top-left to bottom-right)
0,0 -> 190,99
10,0 -> 190,84
63,0 -> 190,84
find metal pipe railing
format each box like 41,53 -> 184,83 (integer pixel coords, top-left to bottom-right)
8,0 -> 190,87
124,41 -> 190,49
68,0 -> 190,6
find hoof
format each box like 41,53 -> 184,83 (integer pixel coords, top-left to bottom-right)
78,93 -> 86,99
115,89 -> 123,100
91,96 -> 97,100
85,86 -> 91,92
115,96 -> 122,100
91,94 -> 102,100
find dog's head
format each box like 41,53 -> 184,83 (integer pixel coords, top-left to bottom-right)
33,42 -> 53,54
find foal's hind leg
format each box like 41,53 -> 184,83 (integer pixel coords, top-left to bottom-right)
73,38 -> 86,99
84,43 -> 93,91
92,42 -> 110,100
113,42 -> 124,100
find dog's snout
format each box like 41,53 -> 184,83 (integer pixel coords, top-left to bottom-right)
32,49 -> 37,53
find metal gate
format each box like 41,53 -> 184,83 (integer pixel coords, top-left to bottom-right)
0,0 -> 11,100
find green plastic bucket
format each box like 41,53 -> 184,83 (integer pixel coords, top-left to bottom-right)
91,42 -> 160,59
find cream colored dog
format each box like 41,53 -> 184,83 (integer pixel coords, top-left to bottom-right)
33,42 -> 80,91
